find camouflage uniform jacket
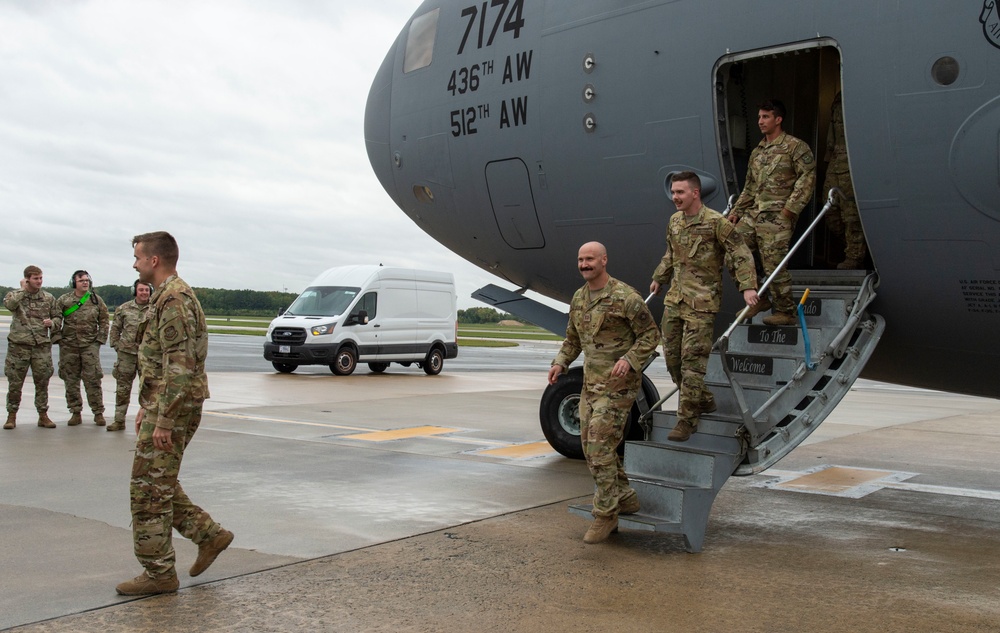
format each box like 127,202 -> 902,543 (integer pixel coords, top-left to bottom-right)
824,93 -> 849,173
652,205 -> 757,313
552,277 -> 659,383
138,274 -> 210,430
110,299 -> 149,355
54,291 -> 109,348
733,132 -> 816,218
4,289 -> 62,346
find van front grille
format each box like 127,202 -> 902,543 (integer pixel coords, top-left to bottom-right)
271,327 -> 306,345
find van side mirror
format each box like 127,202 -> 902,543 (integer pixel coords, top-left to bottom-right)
277,307 -> 286,316
357,310 -> 369,325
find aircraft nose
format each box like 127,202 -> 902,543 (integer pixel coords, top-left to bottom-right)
365,41 -> 398,201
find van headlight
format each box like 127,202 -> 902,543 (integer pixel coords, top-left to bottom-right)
311,323 -> 337,336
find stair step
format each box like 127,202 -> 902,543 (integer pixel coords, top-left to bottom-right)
687,383 -> 771,418
646,415 -> 744,453
569,503 -> 685,534
626,443 -> 740,489
706,354 -> 800,389
725,324 -> 838,357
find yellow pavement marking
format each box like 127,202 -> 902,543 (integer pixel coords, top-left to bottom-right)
474,441 -> 557,459
776,466 -> 894,494
342,426 -> 461,441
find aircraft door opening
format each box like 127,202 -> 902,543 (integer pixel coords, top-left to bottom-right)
714,41 -> 870,271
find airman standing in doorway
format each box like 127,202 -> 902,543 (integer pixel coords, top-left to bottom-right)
726,99 -> 816,326
824,92 -> 866,269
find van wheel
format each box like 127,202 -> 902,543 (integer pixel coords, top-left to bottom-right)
331,347 -> 357,376
272,362 -> 296,374
423,347 -> 444,375
368,362 -> 389,373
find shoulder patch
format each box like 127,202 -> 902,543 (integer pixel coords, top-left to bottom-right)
164,325 -> 179,341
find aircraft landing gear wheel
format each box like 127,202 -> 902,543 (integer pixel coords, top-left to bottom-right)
331,347 -> 357,376
539,368 -> 585,459
423,347 -> 444,375
539,369 -> 657,460
272,362 -> 296,374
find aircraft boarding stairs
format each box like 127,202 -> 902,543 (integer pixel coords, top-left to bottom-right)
570,268 -> 885,552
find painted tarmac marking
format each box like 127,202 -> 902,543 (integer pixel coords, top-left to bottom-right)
471,441 -> 559,459
761,465 -> 1000,501
208,411 -> 370,432
342,426 -> 461,441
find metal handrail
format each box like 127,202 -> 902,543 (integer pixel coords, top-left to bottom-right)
713,187 -> 844,437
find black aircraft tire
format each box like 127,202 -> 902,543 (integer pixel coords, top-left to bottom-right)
539,368 -> 585,459
540,369 -> 658,460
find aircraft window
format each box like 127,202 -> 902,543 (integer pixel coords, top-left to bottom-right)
413,184 -> 435,203
931,56 -> 960,86
285,286 -> 360,317
404,9 -> 439,73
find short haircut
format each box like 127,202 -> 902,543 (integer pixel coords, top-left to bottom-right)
24,265 -> 42,278
759,99 -> 787,119
671,171 -> 702,191
133,231 -> 179,267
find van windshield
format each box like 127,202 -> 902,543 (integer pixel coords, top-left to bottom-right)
284,286 -> 361,317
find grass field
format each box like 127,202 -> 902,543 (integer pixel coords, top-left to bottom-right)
1,309 -> 552,347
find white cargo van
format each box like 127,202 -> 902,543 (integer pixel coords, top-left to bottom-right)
263,266 -> 458,375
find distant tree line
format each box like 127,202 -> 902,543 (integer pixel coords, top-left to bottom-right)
458,307 -> 522,324
0,285 -> 299,317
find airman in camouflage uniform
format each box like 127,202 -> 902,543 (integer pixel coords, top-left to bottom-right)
107,281 -> 152,432
55,271 -> 109,426
727,99 -> 816,326
117,231 -> 233,597
4,266 -> 61,429
823,92 -> 866,269
651,172 -> 759,442
549,242 -> 659,544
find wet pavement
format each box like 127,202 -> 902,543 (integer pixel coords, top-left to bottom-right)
2,347 -> 1000,631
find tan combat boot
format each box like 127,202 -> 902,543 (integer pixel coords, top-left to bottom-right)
93,413 -> 106,426
3,413 -> 15,430
115,572 -> 179,596
668,419 -> 696,442
583,515 -> 619,544
66,412 -> 82,426
619,493 -> 640,515
106,421 -> 125,432
37,413 -> 56,428
741,297 -> 771,322
763,312 -> 797,326
190,529 -> 235,576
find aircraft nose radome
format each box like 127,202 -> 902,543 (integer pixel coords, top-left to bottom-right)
365,41 -> 397,200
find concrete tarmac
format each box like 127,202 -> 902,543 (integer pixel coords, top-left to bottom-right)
2,362 -> 1000,631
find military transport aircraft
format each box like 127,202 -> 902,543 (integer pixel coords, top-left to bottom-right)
364,0 -> 1000,483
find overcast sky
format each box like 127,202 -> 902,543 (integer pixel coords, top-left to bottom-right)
0,0 -> 559,311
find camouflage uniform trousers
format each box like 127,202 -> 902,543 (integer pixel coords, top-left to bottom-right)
58,344 -> 105,415
661,302 -> 716,427
112,352 -> 139,425
579,377 -> 639,518
823,169 -> 866,263
5,342 -> 54,414
727,209 -> 797,315
131,400 -> 222,578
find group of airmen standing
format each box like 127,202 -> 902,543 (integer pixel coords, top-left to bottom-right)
4,268 -> 152,431
551,98 -> 865,545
